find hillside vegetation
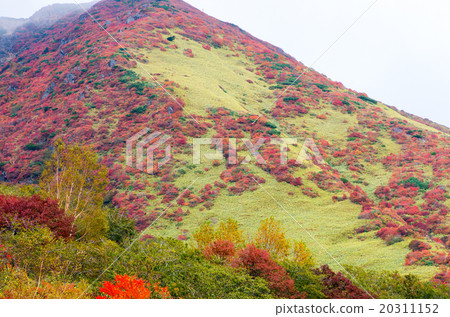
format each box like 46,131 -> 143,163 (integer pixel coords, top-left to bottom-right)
0,0 -> 449,297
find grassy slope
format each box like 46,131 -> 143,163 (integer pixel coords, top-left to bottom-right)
123,35 -> 448,280
134,31 -> 274,116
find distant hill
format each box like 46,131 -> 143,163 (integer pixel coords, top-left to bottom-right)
0,1 -> 99,35
0,1 -> 99,64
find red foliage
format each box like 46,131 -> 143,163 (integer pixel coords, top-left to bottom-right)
408,240 -> 432,252
98,274 -> 171,299
405,250 -> 450,266
0,195 -> 75,238
433,267 -> 450,286
349,188 -> 372,205
232,244 -> 297,298
314,265 -> 373,299
203,239 -> 236,260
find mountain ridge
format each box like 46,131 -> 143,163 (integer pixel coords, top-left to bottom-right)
0,1 -> 99,35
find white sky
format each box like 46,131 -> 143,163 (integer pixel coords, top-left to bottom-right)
1,0 -> 449,128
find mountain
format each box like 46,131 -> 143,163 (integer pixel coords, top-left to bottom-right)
0,1 -> 99,64
0,0 -> 449,282
0,1 -> 99,35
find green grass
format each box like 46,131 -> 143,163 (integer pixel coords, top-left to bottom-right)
133,32 -> 274,116
144,159 -> 439,280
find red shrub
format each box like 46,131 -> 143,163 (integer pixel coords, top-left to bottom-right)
98,274 -> 171,299
409,240 -> 432,252
314,265 -> 373,299
0,195 -> 75,238
203,239 -> 236,260
433,267 -> 450,286
374,186 -> 392,200
232,244 -> 297,298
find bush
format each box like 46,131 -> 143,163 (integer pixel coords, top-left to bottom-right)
203,240 -> 235,261
24,143 -> 42,151
313,265 -> 373,299
106,208 -> 136,245
2,226 -> 120,281
130,105 -> 148,114
119,70 -> 139,83
313,83 -> 329,91
98,274 -> 171,299
398,177 -> 429,190
409,240 -> 432,252
265,121 -> 277,129
119,239 -> 273,299
128,82 -> 148,95
0,265 -> 89,299
283,261 -> 325,299
358,95 -> 377,104
0,195 -> 75,238
232,244 -> 297,298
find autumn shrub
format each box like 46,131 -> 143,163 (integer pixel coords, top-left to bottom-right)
98,274 -> 172,299
232,244 -> 297,298
433,267 -> 450,286
203,240 -> 236,261
0,194 -> 75,238
313,265 -> 373,299
409,240 -> 432,252
405,250 -> 450,266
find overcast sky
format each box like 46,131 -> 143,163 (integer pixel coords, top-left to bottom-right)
1,0 -> 449,128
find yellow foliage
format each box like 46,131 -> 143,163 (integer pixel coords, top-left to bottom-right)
292,241 -> 314,267
193,222 -> 215,251
216,218 -> 245,247
0,265 -> 90,299
255,217 -> 290,259
193,218 -> 245,250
